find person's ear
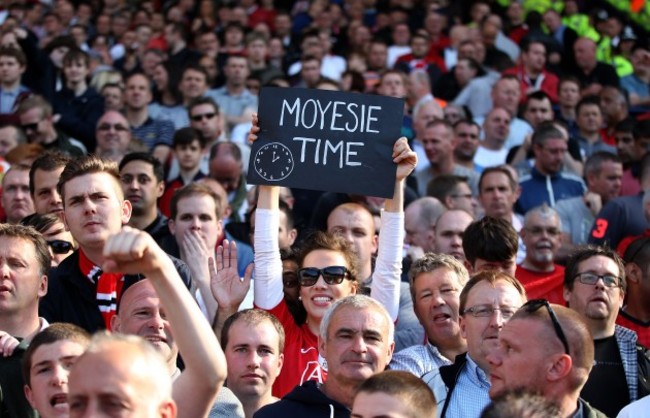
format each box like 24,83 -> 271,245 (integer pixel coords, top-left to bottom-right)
121,199 -> 132,225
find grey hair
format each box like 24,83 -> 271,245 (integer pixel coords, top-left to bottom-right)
409,253 -> 470,305
523,203 -> 559,225
320,295 -> 394,344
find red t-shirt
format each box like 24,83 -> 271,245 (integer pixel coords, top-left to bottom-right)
515,264 -> 566,306
616,310 -> 650,349
267,300 -> 327,398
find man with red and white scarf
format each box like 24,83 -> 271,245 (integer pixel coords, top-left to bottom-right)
40,154 -> 192,332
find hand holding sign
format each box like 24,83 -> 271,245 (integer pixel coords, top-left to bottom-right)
247,88 -> 404,198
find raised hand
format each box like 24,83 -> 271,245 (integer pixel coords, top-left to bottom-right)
0,331 -> 19,357
210,240 -> 252,311
102,227 -> 166,275
248,113 -> 260,145
392,136 -> 417,181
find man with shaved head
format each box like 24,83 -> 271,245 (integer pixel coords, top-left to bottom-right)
435,209 -> 474,262
571,37 -> 619,96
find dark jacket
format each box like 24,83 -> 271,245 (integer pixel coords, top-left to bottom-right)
52,86 -> 104,150
253,381 -> 350,418
40,251 -> 192,333
580,399 -> 609,418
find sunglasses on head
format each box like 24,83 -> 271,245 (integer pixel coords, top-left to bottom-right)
521,299 -> 570,355
191,112 -> 216,122
47,240 -> 74,255
297,266 -> 350,287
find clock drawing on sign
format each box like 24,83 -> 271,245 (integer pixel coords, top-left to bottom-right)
254,142 -> 295,182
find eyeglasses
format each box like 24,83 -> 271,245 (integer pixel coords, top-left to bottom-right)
21,121 -> 40,132
525,226 -> 561,237
298,266 -> 350,287
574,272 -> 621,288
191,112 -> 216,122
98,123 -> 129,132
462,304 -> 517,319
47,240 -> 74,254
521,299 -> 570,355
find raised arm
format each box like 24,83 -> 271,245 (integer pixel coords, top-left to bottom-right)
249,113 -> 284,310
371,137 -> 417,321
103,227 -> 226,418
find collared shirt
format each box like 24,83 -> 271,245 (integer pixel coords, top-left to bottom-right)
131,116 -> 175,149
206,87 -> 258,118
424,354 -> 491,418
389,341 -> 453,378
0,85 -> 27,113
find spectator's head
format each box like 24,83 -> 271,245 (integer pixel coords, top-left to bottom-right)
482,389 -> 563,418
410,32 -> 430,59
557,76 -> 581,110
404,197 -> 444,254
29,151 -> 70,215
327,203 -> 377,280
352,370 -> 437,418
427,174 -> 476,216
622,236 -> 650,320
453,119 -> 480,164
58,155 -> 131,251
630,44 -> 650,77
118,152 -> 165,220
367,39 -> 388,71
563,246 -> 625,335
0,45 -> 26,86
100,82 -> 125,111
319,295 -> 394,397
421,119 -> 455,166
95,110 -> 132,161
573,38 -> 597,71
22,323 -> 90,418
478,166 -> 519,220
532,121 -> 568,176
482,107 -> 511,147
221,309 -> 285,407
435,209 -> 474,261
444,104 -> 471,126
413,100 -> 444,140
0,124 -> 25,157
188,96 -> 221,142
124,73 -> 153,111
523,91 -> 553,129
632,119 -> 650,161
584,152 -> 622,203
17,95 -> 57,146
62,48 -> 90,87
168,183 -> 223,251
2,164 -> 34,224
454,58 -> 479,87
520,204 -> 562,270
576,96 -> 603,136
491,76 -> 520,116
376,70 -> 407,99
487,302 -> 593,406
459,270 -> 526,373
224,54 -> 249,88
613,118 -> 636,164
172,127 -> 206,173
208,142 -> 243,194
599,86 -> 628,124
68,333 -> 177,418
409,253 -> 469,349
20,212 -> 75,267
520,39 -> 546,74
179,64 -> 208,102
196,29 -> 220,58
249,200 -> 296,251
300,54 -> 322,88
463,217 -> 518,275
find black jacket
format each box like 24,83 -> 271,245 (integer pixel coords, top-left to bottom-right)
40,251 -> 192,333
253,381 -> 350,418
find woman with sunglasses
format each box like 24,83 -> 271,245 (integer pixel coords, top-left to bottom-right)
20,213 -> 76,267
249,115 -> 416,397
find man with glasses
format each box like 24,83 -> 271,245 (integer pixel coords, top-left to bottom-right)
16,94 -> 84,156
516,204 -> 565,304
95,110 -> 133,163
423,270 -> 527,417
516,123 -> 586,215
487,300 -> 607,417
563,246 -> 650,416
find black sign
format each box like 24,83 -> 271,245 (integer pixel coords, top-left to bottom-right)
247,87 -> 404,198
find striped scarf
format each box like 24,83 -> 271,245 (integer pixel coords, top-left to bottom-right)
78,249 -> 124,330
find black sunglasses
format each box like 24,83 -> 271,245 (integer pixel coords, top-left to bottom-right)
297,266 -> 350,287
191,112 -> 216,122
521,299 -> 570,355
47,240 -> 74,254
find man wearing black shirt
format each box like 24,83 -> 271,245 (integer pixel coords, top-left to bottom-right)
563,246 -> 650,417
571,38 -> 619,96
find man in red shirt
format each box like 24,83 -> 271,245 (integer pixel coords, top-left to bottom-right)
618,235 -> 650,348
516,204 -> 565,304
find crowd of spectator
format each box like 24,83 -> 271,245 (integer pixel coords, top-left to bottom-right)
1,0 -> 650,417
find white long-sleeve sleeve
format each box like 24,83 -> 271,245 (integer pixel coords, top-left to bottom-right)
253,208 -> 284,309
370,210 -> 404,322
